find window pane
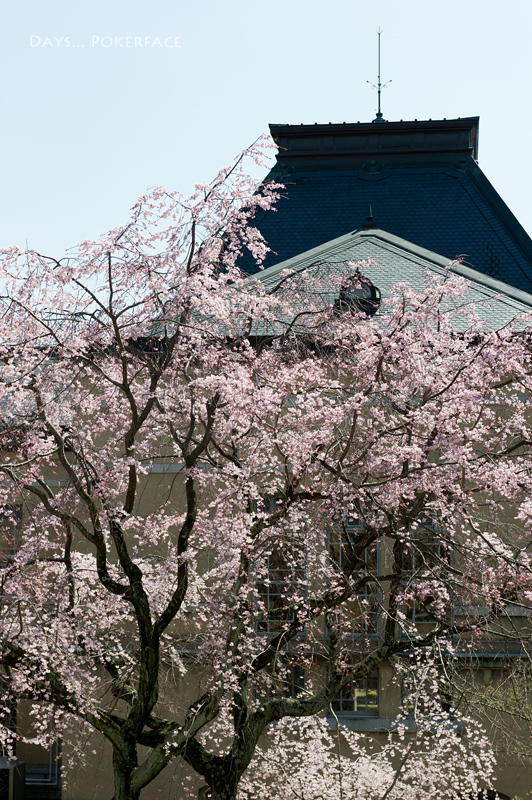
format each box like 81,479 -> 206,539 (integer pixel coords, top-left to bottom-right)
256,545 -> 305,633
0,507 -> 22,563
331,670 -> 379,717
328,525 -> 380,639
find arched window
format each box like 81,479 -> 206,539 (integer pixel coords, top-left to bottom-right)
334,273 -> 381,316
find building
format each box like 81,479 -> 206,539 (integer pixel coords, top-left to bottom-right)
239,114 -> 532,800
4,115 -> 532,800
242,116 -> 532,294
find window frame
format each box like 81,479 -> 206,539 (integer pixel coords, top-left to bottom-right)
0,506 -> 22,564
330,668 -> 379,718
397,515 -> 454,628
254,496 -> 307,635
327,519 -> 382,641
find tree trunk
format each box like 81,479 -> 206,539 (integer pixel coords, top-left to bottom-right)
209,783 -> 238,800
112,746 -> 140,800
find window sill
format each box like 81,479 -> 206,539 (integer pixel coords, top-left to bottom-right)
326,716 -> 394,732
326,716 -> 464,734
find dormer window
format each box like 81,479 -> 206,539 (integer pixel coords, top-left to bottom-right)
334,273 -> 381,316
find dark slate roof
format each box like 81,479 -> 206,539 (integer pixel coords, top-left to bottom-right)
241,118 -> 532,294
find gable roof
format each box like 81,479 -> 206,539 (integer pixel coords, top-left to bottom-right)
242,118 -> 532,294
254,228 -> 532,330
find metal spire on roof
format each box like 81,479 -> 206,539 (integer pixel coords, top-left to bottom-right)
362,204 -> 376,228
367,28 -> 391,123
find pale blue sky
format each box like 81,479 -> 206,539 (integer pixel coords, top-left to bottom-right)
2,0 -> 531,257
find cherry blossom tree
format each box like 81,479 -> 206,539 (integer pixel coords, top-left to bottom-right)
0,143 -> 530,800
239,698 -> 495,800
